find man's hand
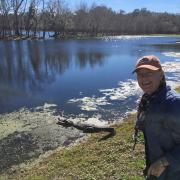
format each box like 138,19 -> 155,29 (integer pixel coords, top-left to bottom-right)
147,157 -> 169,177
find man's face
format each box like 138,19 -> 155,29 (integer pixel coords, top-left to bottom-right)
136,68 -> 163,95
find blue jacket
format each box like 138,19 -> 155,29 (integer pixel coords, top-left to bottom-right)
142,85 -> 180,180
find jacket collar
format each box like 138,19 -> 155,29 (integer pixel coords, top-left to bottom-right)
144,85 -> 171,104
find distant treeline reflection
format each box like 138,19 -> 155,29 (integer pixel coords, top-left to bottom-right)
0,41 -> 106,95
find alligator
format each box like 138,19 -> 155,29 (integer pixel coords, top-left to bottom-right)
57,118 -> 116,140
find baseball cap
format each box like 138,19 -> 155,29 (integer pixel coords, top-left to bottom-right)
132,55 -> 162,73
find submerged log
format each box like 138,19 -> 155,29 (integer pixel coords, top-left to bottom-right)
57,118 -> 116,140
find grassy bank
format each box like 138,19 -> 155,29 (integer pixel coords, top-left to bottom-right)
149,34 -> 180,37
1,114 -> 145,180
1,34 -> 180,41
176,87 -> 180,92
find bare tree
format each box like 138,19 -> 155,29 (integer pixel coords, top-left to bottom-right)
11,0 -> 26,35
46,0 -> 71,38
89,6 -> 115,35
73,2 -> 89,33
24,0 -> 36,37
41,0 -> 46,38
0,0 -> 11,37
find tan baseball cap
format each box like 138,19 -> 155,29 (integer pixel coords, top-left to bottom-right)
132,55 -> 162,73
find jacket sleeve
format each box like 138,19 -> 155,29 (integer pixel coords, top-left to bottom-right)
165,97 -> 180,167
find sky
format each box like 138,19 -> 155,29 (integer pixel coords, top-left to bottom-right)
67,0 -> 180,13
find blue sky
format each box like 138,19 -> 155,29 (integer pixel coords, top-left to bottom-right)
67,0 -> 180,13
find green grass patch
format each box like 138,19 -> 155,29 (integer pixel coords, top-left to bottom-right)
1,115 -> 145,180
175,87 -> 180,93
149,34 -> 180,37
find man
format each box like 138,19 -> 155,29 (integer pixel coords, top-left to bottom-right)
133,55 -> 180,180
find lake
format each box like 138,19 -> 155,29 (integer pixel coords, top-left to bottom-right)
0,36 -> 180,122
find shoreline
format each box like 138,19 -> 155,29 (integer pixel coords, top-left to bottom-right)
0,34 -> 180,41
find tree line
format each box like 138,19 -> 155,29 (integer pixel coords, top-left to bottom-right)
0,0 -> 180,39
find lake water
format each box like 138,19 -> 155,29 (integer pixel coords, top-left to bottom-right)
0,36 -> 180,122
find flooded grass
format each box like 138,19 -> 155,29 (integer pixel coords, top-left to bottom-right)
0,105 -> 84,173
0,117 -> 24,139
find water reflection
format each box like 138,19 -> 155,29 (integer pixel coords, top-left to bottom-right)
76,51 -> 105,68
0,40 -> 107,112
